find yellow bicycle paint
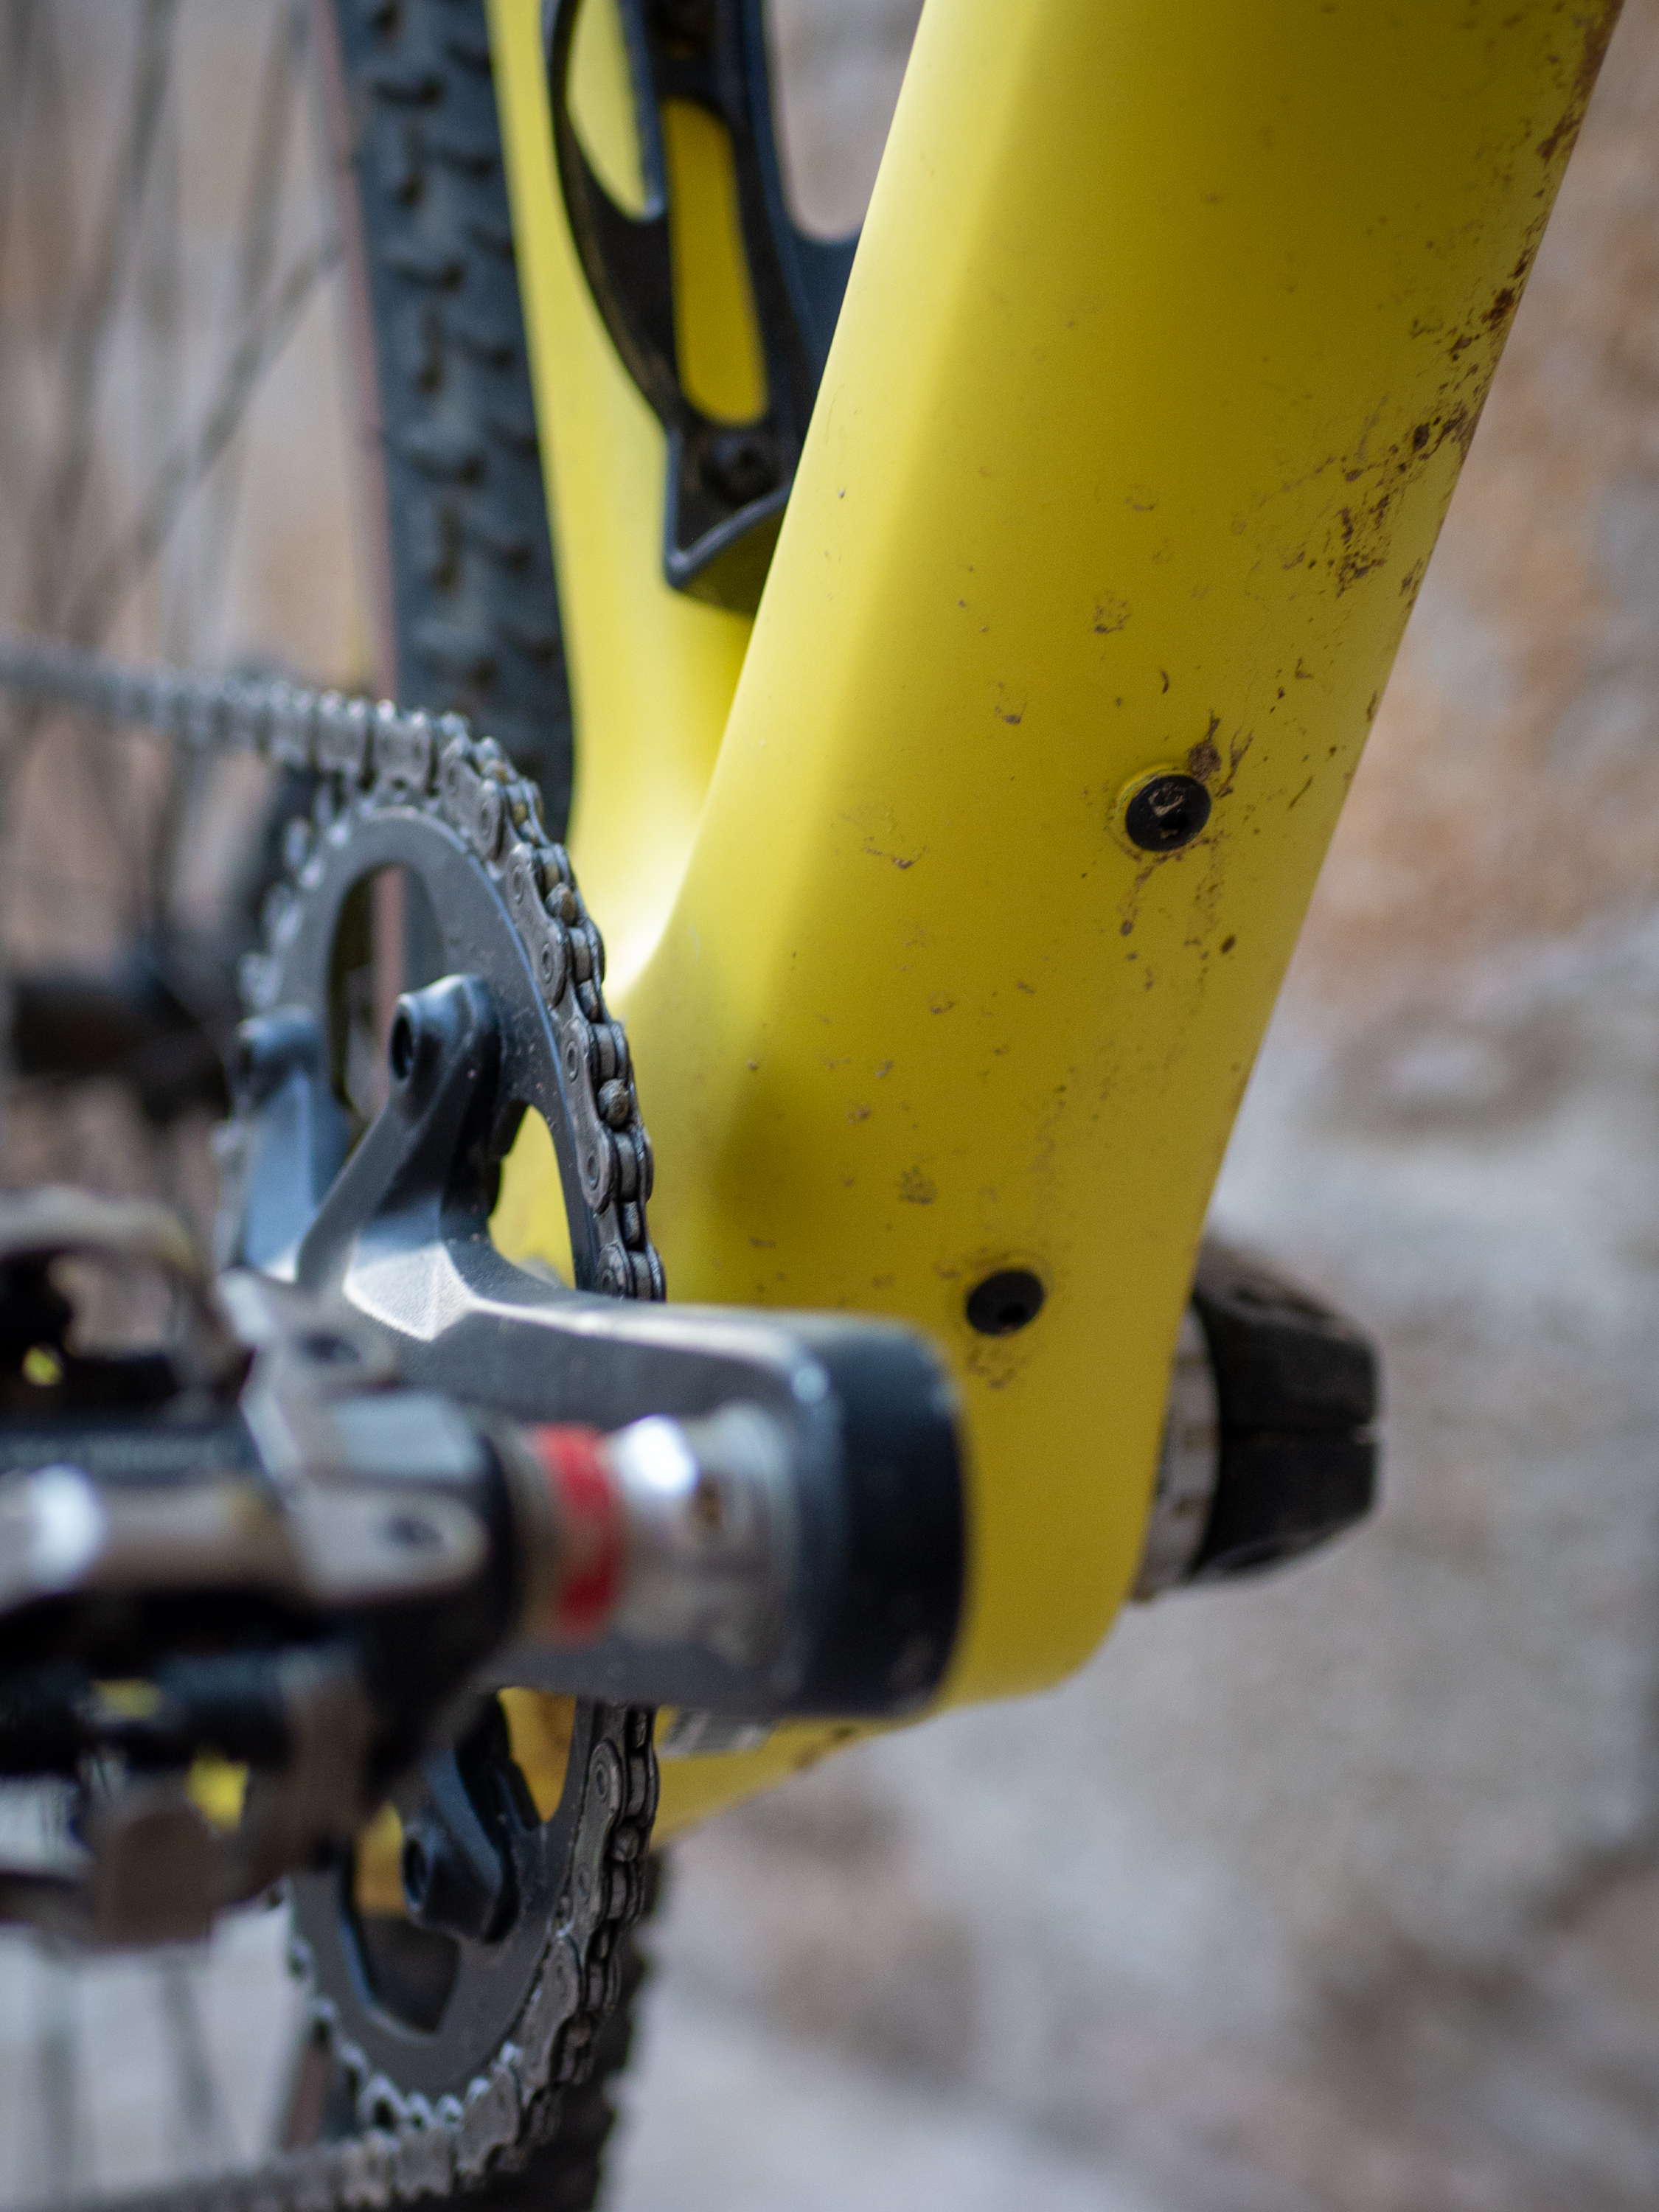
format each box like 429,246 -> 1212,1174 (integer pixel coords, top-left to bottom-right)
661,97 -> 768,426
489,0 -> 752,994
490,0 -> 1618,1829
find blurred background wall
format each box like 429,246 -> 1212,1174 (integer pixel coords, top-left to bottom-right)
4,1 -> 1659,2208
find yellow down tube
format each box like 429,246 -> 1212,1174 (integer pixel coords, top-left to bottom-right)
491,0 -> 1616,1807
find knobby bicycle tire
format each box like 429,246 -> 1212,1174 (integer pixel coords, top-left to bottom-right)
316,0 -> 575,830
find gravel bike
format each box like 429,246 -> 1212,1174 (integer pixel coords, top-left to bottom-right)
0,1 -> 1614,2203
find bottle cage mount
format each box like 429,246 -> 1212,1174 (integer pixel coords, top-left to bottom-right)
546,0 -> 856,611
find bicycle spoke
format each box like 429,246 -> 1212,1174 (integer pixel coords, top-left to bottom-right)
0,0 -> 73,523
27,0 -> 179,633
0,2 -> 35,259
0,1 -> 39,515
31,1949 -> 82,2201
139,30 -> 184,667
65,237 -> 341,653
157,1951 -> 233,2174
149,0 -> 313,936
0,2 -> 181,890
178,0 -> 311,659
0,224 -> 338,928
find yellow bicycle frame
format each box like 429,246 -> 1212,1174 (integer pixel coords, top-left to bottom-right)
486,0 -> 1618,1833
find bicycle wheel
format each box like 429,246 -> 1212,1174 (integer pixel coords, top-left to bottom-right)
0,3 -> 611,2201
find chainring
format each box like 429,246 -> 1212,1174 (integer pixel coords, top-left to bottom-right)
223,716 -> 664,2182
290,1703 -> 656,2166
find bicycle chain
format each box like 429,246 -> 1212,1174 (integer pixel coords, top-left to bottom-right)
0,633 -> 663,2205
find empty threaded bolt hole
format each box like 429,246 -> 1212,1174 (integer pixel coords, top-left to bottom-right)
966,1268 -> 1046,1336
389,1009 -> 416,1084
705,429 -> 779,505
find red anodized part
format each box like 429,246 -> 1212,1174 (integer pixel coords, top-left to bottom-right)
529,1423 -> 626,1641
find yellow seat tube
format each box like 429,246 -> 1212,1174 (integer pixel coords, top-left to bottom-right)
609,0 -> 1615,1708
